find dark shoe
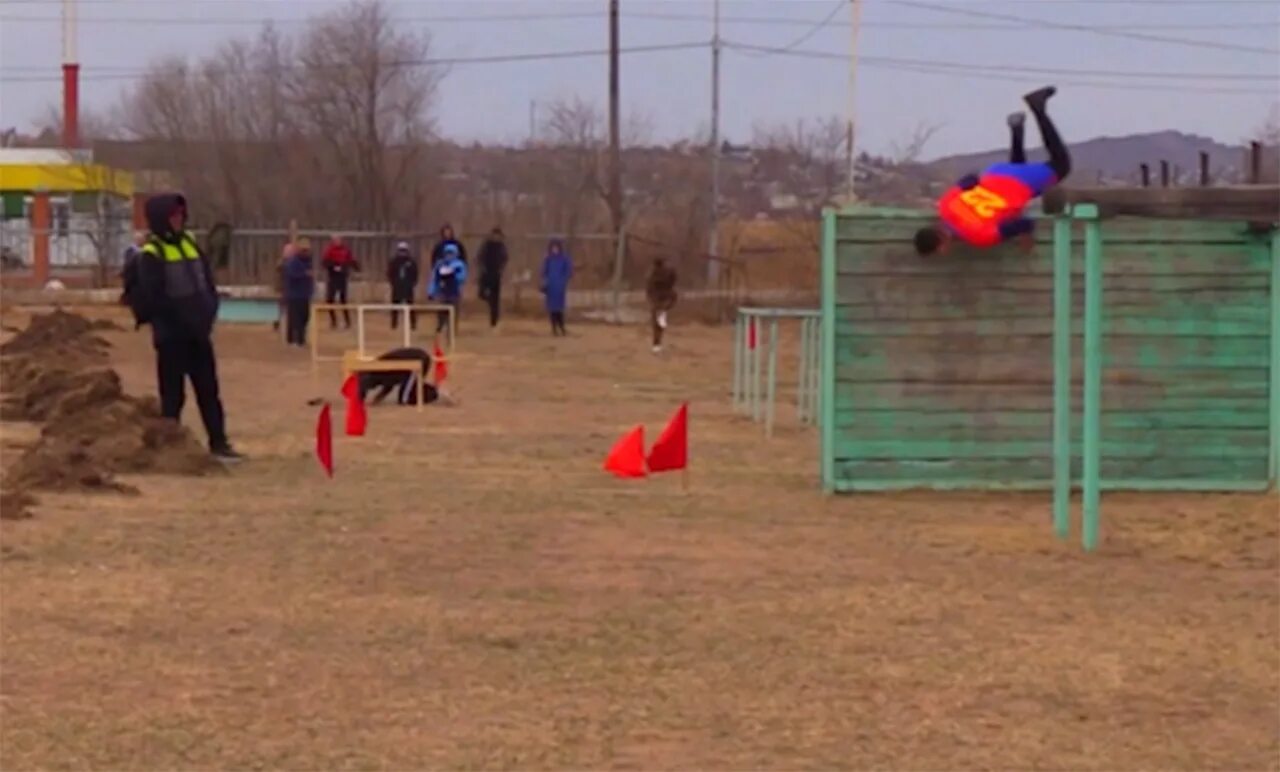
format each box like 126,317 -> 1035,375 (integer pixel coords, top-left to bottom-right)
211,444 -> 245,463
1023,86 -> 1056,110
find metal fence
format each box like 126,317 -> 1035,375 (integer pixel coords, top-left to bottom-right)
732,307 -> 821,437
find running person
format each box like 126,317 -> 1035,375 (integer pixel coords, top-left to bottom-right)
914,86 -> 1071,256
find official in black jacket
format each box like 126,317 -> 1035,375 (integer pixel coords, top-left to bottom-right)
387,241 -> 419,330
134,193 -> 243,462
476,226 -> 508,328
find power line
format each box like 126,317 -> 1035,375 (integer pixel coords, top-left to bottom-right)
722,42 -> 1276,95
0,42 -> 711,83
5,9 -> 1277,30
891,0 -> 1280,55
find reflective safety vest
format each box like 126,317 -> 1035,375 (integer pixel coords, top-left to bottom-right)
141,233 -> 208,299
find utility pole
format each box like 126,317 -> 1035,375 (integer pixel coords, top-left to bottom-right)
608,0 -> 625,321
62,0 -> 79,149
707,0 -> 721,285
844,0 -> 864,203
608,0 -> 622,239
529,100 -> 537,145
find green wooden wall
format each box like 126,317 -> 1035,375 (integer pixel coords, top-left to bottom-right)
819,209 -> 1278,492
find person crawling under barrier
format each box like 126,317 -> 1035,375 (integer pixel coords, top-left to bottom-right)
914,86 -> 1071,257
358,347 -> 443,406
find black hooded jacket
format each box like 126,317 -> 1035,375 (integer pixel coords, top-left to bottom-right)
135,194 -> 220,344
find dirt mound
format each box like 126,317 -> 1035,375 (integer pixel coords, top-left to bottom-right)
0,487 -> 36,520
0,309 -> 118,357
0,310 -> 219,501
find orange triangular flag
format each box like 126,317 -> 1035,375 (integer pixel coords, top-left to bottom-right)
647,403 -> 688,473
603,425 -> 647,478
433,341 -> 449,385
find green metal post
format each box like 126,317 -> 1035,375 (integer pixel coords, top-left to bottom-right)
1078,204 -> 1103,552
732,312 -> 743,412
766,319 -> 779,437
820,210 -> 837,491
1270,230 -> 1280,487
1052,216 -> 1073,540
805,318 -> 816,422
797,316 -> 809,420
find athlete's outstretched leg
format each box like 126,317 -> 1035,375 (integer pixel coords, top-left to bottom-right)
1007,112 -> 1026,163
1024,86 -> 1070,180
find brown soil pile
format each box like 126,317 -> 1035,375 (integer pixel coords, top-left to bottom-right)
0,311 -> 218,509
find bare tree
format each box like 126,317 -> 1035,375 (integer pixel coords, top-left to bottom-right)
751,116 -> 846,214
888,120 -> 944,165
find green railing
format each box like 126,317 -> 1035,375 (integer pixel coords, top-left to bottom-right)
732,307 -> 821,437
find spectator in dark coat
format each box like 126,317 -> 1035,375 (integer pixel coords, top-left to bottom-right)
282,237 -> 315,346
476,226 -> 508,329
430,224 -> 467,268
387,241 -> 419,330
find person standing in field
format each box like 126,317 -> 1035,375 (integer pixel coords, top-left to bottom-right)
476,226 -> 508,330
429,242 -> 468,336
645,256 -> 678,353
387,241 -> 419,330
321,234 -> 359,329
541,238 -> 572,337
132,192 -> 243,462
430,224 -> 467,268
282,237 -> 315,346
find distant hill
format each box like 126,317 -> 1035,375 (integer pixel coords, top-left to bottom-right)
926,130 -> 1254,186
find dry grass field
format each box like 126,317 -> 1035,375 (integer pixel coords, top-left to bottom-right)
1,306 -> 1277,770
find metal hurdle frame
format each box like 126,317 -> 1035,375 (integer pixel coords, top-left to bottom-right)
732,307 -> 821,437
310,303 -> 457,387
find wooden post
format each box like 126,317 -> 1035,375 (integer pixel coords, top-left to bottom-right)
1160,160 -> 1170,188
1199,152 -> 1210,187
1139,164 -> 1150,188
1250,141 -> 1263,184
132,192 -> 147,231
30,190 -> 51,287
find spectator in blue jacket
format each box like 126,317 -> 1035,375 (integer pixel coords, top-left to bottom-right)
541,238 -> 573,336
282,237 -> 316,346
428,242 -> 468,335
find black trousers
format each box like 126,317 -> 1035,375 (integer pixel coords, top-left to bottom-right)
391,288 -> 416,329
1011,96 -> 1072,181
480,278 -> 501,326
155,337 -> 228,449
285,298 -> 310,345
549,311 -> 566,336
436,298 -> 459,335
326,274 -> 351,328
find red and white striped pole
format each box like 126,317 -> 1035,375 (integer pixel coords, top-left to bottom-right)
62,0 -> 79,149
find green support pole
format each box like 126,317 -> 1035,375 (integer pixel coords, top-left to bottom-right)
732,313 -> 743,412
1270,230 -> 1280,487
798,316 -> 810,421
820,209 -> 837,491
1052,216 -> 1073,540
766,319 -> 779,437
1078,204 -> 1103,552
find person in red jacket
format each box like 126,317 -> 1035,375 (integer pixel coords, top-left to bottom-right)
321,234 -> 360,329
914,86 -> 1070,257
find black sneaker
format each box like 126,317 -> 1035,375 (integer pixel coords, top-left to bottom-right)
211,444 -> 246,464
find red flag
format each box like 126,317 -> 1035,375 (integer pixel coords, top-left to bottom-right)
603,425 -> 647,478
747,318 -> 757,350
433,341 -> 449,385
340,375 -> 367,437
647,403 -> 688,473
315,403 -> 334,478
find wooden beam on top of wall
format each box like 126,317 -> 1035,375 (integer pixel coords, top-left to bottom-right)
1041,185 -> 1280,221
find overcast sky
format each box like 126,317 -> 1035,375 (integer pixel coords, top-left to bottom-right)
1,0 -> 1277,159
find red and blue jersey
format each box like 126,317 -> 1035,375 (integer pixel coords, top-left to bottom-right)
938,162 -> 1058,247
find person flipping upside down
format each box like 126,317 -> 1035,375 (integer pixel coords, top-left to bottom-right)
914,86 -> 1071,257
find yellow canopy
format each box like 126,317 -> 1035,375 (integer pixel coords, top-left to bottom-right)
0,163 -> 134,197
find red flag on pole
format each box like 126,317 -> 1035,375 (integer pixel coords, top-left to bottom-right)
433,341 -> 449,385
603,425 -> 647,478
340,375 -> 367,437
315,403 -> 334,478
646,403 -> 688,473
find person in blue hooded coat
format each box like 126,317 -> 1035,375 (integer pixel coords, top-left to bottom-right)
541,239 -> 573,336
428,242 -> 468,335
